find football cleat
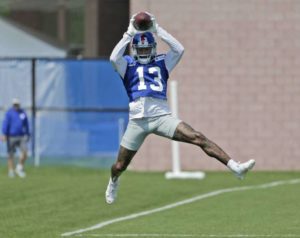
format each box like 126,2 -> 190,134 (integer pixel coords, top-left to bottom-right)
232,159 -> 256,180
105,178 -> 119,204
228,159 -> 255,179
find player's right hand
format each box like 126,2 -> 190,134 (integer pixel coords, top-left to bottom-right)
0,135 -> 6,142
126,14 -> 138,37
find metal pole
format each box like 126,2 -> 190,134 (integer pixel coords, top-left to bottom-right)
170,81 -> 181,174
31,59 -> 36,165
166,80 -> 205,180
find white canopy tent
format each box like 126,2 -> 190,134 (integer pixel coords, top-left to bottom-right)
0,17 -> 66,58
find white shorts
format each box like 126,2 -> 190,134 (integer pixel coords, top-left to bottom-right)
121,114 -> 182,151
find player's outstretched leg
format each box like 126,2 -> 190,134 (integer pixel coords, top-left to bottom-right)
173,122 -> 255,179
105,146 -> 136,204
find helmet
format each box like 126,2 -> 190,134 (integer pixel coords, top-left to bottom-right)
132,32 -> 157,64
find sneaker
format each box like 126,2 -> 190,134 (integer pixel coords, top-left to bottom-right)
105,178 -> 119,204
8,170 -> 15,178
229,159 -> 256,180
15,164 -> 26,178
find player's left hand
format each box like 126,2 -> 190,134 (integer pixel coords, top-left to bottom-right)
146,12 -> 158,33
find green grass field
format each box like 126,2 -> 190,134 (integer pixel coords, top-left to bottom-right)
0,166 -> 300,238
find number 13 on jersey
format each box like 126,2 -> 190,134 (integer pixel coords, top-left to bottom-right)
137,66 -> 164,92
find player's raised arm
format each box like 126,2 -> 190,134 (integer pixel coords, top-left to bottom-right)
151,18 -> 184,73
110,15 -> 137,78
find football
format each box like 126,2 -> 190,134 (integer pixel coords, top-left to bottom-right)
133,12 -> 153,31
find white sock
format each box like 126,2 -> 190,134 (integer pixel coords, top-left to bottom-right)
111,176 -> 119,183
227,159 -> 238,171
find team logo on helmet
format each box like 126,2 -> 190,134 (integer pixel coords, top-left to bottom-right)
140,34 -> 147,45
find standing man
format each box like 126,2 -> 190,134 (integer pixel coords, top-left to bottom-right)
105,13 -> 255,204
1,98 -> 30,178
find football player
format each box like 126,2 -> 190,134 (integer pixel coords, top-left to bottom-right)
106,13 -> 255,204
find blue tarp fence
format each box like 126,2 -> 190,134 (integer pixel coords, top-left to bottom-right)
0,59 -> 129,166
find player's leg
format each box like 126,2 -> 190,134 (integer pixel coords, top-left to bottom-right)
173,121 -> 255,179
6,137 -> 16,178
16,152 -> 27,178
173,122 -> 231,165
7,154 -> 15,178
154,116 -> 229,163
19,148 -> 28,166
111,146 -> 137,182
154,116 -> 255,179
105,146 -> 136,204
110,119 -> 148,181
19,149 -> 27,166
105,118 -> 148,204
15,136 -> 28,178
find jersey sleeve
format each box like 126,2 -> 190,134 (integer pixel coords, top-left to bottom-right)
2,110 -> 10,136
110,33 -> 132,78
156,26 -> 184,73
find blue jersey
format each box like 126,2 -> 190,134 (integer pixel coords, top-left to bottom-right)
2,108 -> 30,137
122,54 -> 169,102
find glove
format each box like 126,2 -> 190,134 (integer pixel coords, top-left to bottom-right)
148,14 -> 158,33
126,14 -> 137,37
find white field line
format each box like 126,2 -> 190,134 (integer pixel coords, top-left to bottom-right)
73,234 -> 300,237
61,178 -> 300,237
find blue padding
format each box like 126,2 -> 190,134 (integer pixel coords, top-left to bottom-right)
37,111 -> 128,157
36,59 -> 129,108
1,59 -> 129,163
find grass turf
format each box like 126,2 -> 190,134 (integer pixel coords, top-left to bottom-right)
0,166 -> 299,238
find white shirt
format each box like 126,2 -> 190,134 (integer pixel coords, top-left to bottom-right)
110,26 -> 184,119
